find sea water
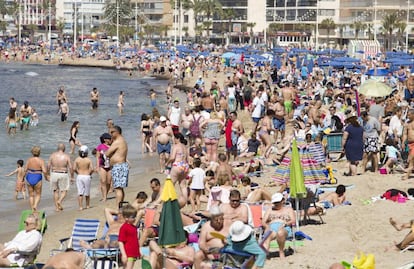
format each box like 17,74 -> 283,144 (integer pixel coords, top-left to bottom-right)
0,62 -> 168,223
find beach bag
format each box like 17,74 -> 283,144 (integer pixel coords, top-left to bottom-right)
190,115 -> 201,138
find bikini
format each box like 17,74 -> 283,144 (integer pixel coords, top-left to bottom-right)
172,151 -> 189,173
26,168 -> 42,186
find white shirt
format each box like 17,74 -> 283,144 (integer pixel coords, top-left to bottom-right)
388,115 -> 403,137
189,167 -> 205,190
252,96 -> 263,118
169,106 -> 181,126
228,86 -> 236,98
5,229 -> 42,266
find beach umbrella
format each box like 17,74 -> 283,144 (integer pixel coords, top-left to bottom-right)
358,79 -> 393,97
158,177 -> 186,248
289,139 -> 307,230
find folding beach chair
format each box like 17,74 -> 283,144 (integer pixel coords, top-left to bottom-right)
18,210 -> 47,235
0,211 -> 46,269
55,218 -> 100,251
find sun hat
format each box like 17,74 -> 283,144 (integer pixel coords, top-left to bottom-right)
229,221 -> 252,242
345,111 -> 357,120
271,193 -> 284,203
160,116 -> 167,122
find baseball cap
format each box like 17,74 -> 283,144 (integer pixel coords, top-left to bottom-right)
271,193 -> 284,203
160,116 -> 167,122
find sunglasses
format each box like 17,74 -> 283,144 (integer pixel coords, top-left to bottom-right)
230,199 -> 240,203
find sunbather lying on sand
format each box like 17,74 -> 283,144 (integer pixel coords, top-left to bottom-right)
388,217 -> 414,251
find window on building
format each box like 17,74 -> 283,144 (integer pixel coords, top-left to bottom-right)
320,9 -> 335,16
184,15 -> 188,23
219,0 -> 247,7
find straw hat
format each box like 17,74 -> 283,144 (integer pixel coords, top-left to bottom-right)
229,221 -> 252,242
345,110 -> 357,120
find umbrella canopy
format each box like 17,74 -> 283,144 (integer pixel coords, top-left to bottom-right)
158,177 -> 186,247
358,79 -> 393,97
289,139 -> 307,199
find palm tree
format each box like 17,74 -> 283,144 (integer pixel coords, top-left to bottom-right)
202,20 -> 212,41
221,8 -> 235,43
56,17 -> 65,40
351,21 -> 366,39
199,0 -> 221,21
396,21 -> 408,47
182,26 -> 189,40
103,0 -> 132,26
246,22 -> 256,45
381,12 -> 402,50
320,18 -> 336,45
366,23 -> 374,40
268,22 -> 281,46
0,0 -> 8,20
181,0 -> 203,36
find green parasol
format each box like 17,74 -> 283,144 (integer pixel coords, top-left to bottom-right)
158,177 -> 186,247
290,139 -> 307,199
290,139 -> 307,229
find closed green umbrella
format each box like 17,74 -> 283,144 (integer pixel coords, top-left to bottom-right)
290,139 -> 307,229
158,177 -> 186,247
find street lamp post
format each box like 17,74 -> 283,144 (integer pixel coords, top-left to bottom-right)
74,0 -> 77,48
135,1 -> 138,44
48,1 -> 52,51
315,0 -> 319,50
81,1 -> 84,44
373,0 -> 377,41
407,0 -> 410,53
116,0 -> 119,49
18,0 -> 21,45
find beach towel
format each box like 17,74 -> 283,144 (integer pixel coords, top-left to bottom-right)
381,189 -> 407,202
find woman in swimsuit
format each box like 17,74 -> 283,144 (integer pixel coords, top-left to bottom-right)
5,109 -> 17,135
24,146 -> 47,211
96,133 -> 112,202
140,113 -> 153,153
200,112 -> 224,163
258,109 -> 274,158
166,133 -> 189,208
69,121 -> 81,154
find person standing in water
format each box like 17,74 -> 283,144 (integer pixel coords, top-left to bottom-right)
118,91 -> 125,115
90,87 -> 100,110
19,101 -> 32,130
69,121 -> 82,154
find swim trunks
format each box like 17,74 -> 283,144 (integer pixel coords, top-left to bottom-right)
157,142 -> 171,154
22,116 -> 30,124
409,142 -> 414,156
9,123 -> 16,128
269,222 -> 292,237
112,162 -> 129,188
284,100 -> 293,114
273,118 -> 285,131
26,173 -> 42,186
76,175 -> 92,196
50,172 -> 70,191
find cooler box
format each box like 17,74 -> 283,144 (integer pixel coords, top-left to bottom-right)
327,133 -> 343,152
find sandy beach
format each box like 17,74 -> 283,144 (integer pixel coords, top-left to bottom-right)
1,56 -> 413,269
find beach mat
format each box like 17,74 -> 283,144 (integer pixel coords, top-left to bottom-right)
319,184 -> 355,192
270,240 -> 305,249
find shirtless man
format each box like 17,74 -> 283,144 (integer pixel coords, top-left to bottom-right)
73,146 -> 94,210
180,107 -> 192,138
227,111 -> 244,161
80,207 -> 124,249
47,143 -> 74,212
281,81 -> 296,119
56,86 -> 67,109
43,249 -> 88,269
118,91 -> 125,115
320,184 -> 347,207
308,100 -> 323,126
402,109 -> 414,180
152,116 -> 174,173
220,190 -> 249,226
106,118 -> 114,133
19,101 -> 32,130
272,96 -> 286,142
106,125 -> 129,207
59,99 -> 69,122
216,153 -> 237,186
194,206 -> 229,269
9,97 -> 17,113
90,87 -> 99,109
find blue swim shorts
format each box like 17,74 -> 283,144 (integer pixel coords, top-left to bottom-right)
157,142 -> 171,154
269,222 -> 292,238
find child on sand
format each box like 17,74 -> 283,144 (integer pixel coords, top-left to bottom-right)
5,160 -> 26,200
188,158 -> 205,213
119,204 -> 140,269
73,145 -> 94,210
383,138 -> 401,174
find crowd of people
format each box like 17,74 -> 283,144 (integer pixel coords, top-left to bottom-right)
3,46 -> 414,268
